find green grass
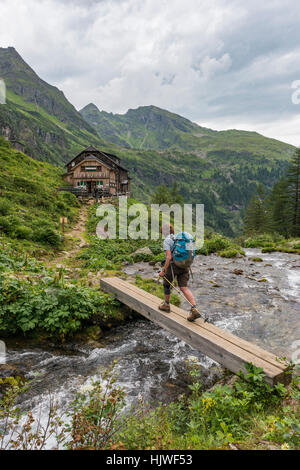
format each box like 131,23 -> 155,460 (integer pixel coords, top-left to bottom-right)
0,137 -> 79,252
113,363 -> 299,450
0,241 -> 121,338
243,233 -> 300,255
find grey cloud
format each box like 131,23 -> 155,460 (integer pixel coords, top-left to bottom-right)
1,0 -> 300,144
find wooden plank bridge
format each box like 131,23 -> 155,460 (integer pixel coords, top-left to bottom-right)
100,277 -> 290,385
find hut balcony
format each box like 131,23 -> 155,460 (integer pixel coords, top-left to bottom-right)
75,172 -> 110,179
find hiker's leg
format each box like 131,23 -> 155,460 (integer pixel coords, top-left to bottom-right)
163,265 -> 172,304
177,268 -> 196,306
180,286 -> 195,305
163,279 -> 171,302
160,276 -> 171,312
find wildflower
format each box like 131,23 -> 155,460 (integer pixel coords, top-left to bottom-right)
281,443 -> 290,450
80,383 -> 94,393
202,397 -> 216,411
187,355 -> 198,364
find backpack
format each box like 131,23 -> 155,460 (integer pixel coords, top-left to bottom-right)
172,232 -> 195,268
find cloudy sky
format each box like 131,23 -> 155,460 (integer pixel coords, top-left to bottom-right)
1,0 -> 300,145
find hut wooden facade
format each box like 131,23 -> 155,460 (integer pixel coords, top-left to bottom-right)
63,146 -> 130,196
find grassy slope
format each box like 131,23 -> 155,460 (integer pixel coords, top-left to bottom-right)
80,103 -> 294,159
0,137 -> 79,254
0,90 -> 109,166
0,47 -> 110,165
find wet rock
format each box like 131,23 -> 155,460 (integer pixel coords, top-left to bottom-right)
233,269 -> 244,275
0,364 -> 26,398
83,326 -> 103,341
133,247 -> 153,256
0,363 -> 26,379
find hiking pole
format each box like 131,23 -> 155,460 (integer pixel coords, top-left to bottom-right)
162,276 -> 208,323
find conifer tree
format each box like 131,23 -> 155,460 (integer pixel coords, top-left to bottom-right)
266,178 -> 290,237
151,183 -> 183,206
151,185 -> 171,205
287,148 -> 300,236
244,184 -> 270,235
170,182 -> 183,205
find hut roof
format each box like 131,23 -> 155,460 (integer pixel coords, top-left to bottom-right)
65,145 -> 128,171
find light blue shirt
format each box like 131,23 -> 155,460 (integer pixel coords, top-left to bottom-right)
163,234 -> 175,253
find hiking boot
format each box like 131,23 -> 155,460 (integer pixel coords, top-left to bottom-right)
159,302 -> 171,313
187,307 -> 201,322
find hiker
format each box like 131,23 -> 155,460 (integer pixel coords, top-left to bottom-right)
158,224 -> 201,322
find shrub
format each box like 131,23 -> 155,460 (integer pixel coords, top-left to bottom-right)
261,247 -> 276,253
198,235 -> 230,255
14,225 -> 33,240
33,227 -> 61,247
0,215 -> 13,233
58,191 -> 79,207
0,215 -> 23,236
0,273 -> 120,336
0,199 -> 12,216
219,248 -> 245,258
244,233 -> 284,248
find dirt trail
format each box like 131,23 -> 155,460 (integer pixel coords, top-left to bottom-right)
48,202 -> 92,268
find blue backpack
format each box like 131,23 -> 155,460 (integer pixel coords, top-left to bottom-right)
172,232 -> 195,268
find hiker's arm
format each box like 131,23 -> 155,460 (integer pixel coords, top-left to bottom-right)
159,250 -> 172,277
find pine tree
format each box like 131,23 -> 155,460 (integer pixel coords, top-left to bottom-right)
151,185 -> 171,205
287,148 -> 300,236
244,184 -> 271,235
151,183 -> 183,205
170,182 -> 183,205
266,178 -> 290,237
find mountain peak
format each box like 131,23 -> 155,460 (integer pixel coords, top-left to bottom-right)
80,102 -> 101,114
0,47 -> 96,134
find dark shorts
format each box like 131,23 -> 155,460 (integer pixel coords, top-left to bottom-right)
163,263 -> 189,294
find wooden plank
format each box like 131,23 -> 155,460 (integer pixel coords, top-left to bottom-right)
100,277 -> 289,385
101,278 -> 284,384
102,277 -> 286,382
105,278 -> 286,378
114,278 -> 288,372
